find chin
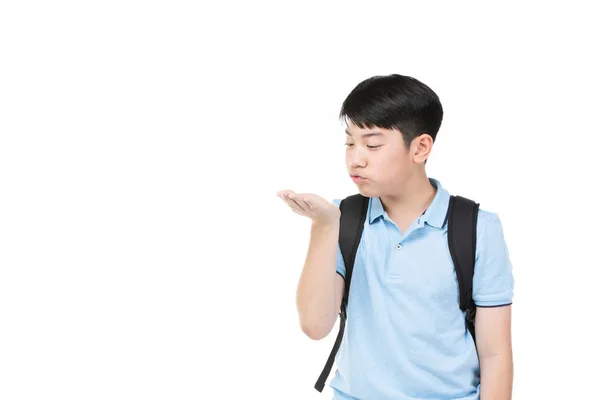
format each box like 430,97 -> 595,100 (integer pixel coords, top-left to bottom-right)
355,186 -> 378,198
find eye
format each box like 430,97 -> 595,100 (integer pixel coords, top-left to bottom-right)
367,145 -> 382,149
345,143 -> 354,147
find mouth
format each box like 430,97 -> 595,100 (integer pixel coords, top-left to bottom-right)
350,174 -> 367,183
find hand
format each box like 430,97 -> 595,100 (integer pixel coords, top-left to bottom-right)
277,190 -> 341,225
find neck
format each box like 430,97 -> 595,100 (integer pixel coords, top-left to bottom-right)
380,174 -> 437,220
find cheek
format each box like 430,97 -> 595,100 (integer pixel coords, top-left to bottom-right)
379,151 -> 410,179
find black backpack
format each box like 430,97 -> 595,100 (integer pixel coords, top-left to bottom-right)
314,194 -> 480,393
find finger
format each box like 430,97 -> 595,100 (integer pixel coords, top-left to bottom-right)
289,193 -> 311,215
277,190 -> 294,204
290,194 -> 312,214
283,195 -> 306,215
302,195 -> 324,212
287,193 -> 307,212
300,196 -> 317,212
300,196 -> 312,210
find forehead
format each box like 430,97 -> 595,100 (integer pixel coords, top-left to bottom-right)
344,122 -> 398,138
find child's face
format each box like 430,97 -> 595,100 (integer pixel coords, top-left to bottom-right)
345,121 -> 424,198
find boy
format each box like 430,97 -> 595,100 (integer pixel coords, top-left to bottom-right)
277,74 -> 514,399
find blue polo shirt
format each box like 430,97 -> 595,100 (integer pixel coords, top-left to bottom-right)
329,178 -> 514,400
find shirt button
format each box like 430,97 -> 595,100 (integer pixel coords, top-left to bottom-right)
396,243 -> 403,251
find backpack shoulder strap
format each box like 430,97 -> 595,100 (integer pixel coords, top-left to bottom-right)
447,195 -> 480,348
338,194 -> 370,309
314,193 -> 369,392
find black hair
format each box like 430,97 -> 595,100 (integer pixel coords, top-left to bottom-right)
339,74 -> 443,149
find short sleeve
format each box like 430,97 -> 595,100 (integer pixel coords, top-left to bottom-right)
332,198 -> 346,279
472,213 -> 514,307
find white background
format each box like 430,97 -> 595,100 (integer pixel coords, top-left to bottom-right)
1,1 -> 598,399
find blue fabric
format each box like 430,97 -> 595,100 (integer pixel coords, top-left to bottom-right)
329,178 -> 514,399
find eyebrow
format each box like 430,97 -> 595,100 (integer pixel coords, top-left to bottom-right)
345,129 -> 384,138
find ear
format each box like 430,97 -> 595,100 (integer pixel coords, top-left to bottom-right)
412,134 -> 433,164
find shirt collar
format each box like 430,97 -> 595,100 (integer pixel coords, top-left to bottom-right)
368,178 -> 450,229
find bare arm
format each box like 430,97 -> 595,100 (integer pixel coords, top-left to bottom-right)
277,189 -> 344,341
296,220 -> 345,340
476,305 -> 513,400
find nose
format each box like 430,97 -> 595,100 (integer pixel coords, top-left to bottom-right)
348,146 -> 367,168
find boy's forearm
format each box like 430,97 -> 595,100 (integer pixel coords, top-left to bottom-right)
479,352 -> 513,400
296,220 -> 340,339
